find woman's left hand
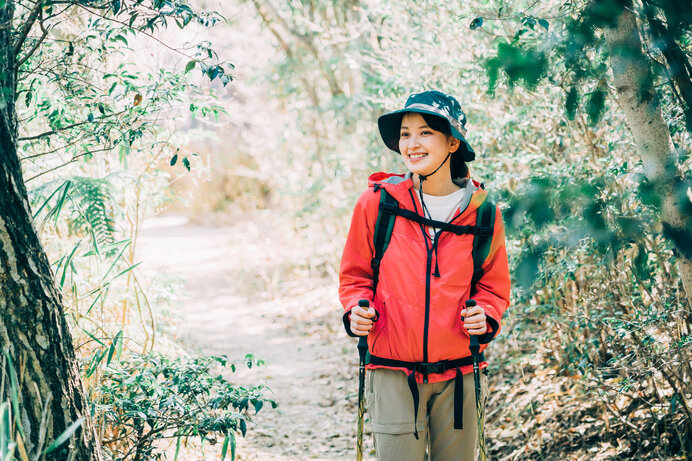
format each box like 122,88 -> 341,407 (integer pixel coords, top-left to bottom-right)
461,304 -> 487,335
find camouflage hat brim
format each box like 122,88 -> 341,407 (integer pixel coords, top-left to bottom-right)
377,105 -> 476,162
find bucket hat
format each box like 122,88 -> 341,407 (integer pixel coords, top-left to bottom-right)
378,90 -> 475,162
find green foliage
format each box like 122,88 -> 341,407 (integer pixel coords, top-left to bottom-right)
94,353 -> 275,461
486,42 -> 549,94
1,353 -> 85,460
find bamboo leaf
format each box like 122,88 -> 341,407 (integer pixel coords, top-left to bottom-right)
81,328 -> 106,347
230,431 -> 236,461
60,242 -> 81,288
15,432 -> 29,461
102,240 -> 132,281
106,331 -> 123,366
111,262 -> 142,281
32,180 -> 69,219
221,433 -> 229,460
43,418 -> 84,454
3,352 -> 25,440
174,435 -> 182,460
83,238 -> 130,257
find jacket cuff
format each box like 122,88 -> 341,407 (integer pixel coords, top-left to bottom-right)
343,310 -> 358,337
478,315 -> 500,344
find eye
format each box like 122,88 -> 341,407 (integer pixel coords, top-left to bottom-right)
400,132 -> 409,138
421,130 -> 432,135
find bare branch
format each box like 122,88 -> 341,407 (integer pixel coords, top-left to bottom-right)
18,109 -> 127,141
15,19 -> 50,71
13,0 -> 42,56
24,149 -> 104,183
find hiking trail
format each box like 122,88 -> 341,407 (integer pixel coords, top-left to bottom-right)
138,212 -> 376,461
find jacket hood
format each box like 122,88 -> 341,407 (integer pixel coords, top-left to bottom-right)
367,171 -> 488,217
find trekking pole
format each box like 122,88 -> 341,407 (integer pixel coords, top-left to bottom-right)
356,299 -> 372,461
466,299 -> 487,461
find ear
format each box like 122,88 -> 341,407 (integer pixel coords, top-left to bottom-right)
449,136 -> 461,153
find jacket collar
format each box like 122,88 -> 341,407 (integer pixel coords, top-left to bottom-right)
368,171 -> 488,218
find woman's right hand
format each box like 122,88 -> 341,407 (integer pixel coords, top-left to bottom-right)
349,304 -> 378,336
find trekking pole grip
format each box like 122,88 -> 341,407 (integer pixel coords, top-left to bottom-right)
357,299 -> 370,352
465,299 -> 480,353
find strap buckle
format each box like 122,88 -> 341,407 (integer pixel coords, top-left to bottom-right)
416,361 -> 446,375
371,258 -> 381,270
380,201 -> 397,214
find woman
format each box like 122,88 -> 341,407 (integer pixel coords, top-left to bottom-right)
339,90 -> 510,461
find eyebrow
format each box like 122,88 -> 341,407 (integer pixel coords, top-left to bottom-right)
400,124 -> 430,130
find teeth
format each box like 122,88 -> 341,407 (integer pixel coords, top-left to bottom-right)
410,153 -> 427,159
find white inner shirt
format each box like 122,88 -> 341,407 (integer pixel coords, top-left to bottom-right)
420,186 -> 467,239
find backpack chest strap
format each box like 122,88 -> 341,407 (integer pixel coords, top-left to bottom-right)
379,201 -> 492,237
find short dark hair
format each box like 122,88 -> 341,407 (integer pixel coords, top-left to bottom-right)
420,113 -> 469,179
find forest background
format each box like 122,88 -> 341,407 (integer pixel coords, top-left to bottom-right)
0,0 -> 691,460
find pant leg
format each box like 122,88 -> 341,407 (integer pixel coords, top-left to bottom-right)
366,368 -> 428,461
428,371 -> 488,461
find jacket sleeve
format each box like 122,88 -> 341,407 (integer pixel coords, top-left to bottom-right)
474,205 -> 511,345
338,188 -> 378,337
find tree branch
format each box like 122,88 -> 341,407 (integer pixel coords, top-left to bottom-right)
13,0 -> 42,57
18,109 -> 127,141
15,18 -> 50,71
75,4 -> 197,63
24,148 -> 111,183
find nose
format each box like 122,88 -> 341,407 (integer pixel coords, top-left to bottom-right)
402,133 -> 421,150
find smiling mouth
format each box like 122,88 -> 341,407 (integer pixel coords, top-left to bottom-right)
409,153 -> 428,160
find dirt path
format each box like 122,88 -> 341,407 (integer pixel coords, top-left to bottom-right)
138,212 -> 376,461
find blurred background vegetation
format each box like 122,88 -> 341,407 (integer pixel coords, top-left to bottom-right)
2,0 -> 690,459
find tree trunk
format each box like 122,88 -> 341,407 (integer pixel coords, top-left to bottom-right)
0,2 -> 102,460
603,4 -> 692,307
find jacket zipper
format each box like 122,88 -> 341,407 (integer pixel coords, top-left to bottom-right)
409,189 -> 434,384
423,246 -> 432,383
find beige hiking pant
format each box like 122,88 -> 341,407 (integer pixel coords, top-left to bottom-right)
366,368 -> 488,461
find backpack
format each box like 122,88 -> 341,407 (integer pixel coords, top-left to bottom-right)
370,181 -> 496,296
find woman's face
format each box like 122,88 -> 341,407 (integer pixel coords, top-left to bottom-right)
399,112 -> 459,176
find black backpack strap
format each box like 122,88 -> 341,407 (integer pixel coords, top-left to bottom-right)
470,198 -> 496,295
371,187 -> 398,295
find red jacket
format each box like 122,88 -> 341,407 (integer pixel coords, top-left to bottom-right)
339,172 -> 510,383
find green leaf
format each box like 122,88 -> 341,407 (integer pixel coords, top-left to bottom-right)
174,436 -> 182,461
587,88 -> 607,125
239,419 -> 247,437
170,153 -> 178,166
469,17 -> 483,30
4,351 -> 25,440
87,113 -> 94,122
114,35 -> 128,46
0,403 -> 12,457
101,240 -> 131,281
185,60 -> 196,73
538,18 -> 549,30
565,86 -> 579,120
106,331 -> 123,366
43,418 -> 84,454
221,434 -> 229,460
230,432 -> 236,460
182,157 -> 190,171
60,242 -> 81,288
111,262 -> 142,281
81,328 -> 106,347
32,180 -> 70,219
253,400 -> 263,414
0,0 -> 6,9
